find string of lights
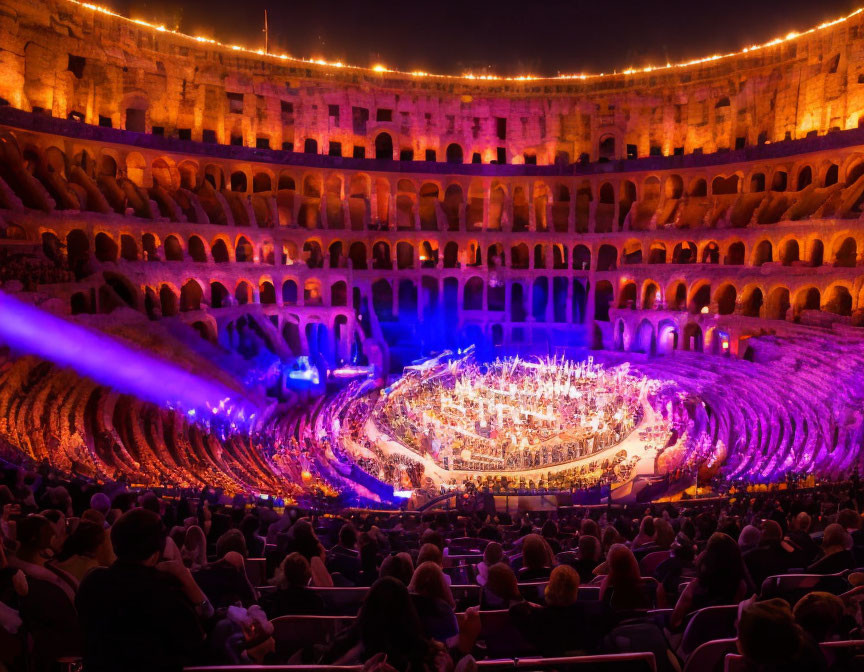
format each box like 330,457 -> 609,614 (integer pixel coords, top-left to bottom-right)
69,0 -> 863,83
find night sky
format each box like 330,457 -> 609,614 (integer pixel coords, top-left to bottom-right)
108,0 -> 860,77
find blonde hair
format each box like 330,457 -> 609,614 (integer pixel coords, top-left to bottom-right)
545,564 -> 580,607
408,561 -> 454,607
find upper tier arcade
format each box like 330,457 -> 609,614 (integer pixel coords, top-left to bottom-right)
3,0 -> 864,165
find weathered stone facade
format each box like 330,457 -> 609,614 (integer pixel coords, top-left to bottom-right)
2,0 -> 864,368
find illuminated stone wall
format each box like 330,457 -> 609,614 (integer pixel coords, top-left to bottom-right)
2,0 -> 864,164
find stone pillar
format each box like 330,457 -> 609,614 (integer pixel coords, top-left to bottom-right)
482,184 -> 490,231
528,183 -> 537,232
568,194 -> 576,233
389,184 -> 397,230
505,281 -> 513,320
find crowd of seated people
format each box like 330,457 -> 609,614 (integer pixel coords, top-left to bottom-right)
4,461 -> 864,671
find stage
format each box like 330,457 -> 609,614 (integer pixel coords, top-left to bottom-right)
320,350 -> 686,499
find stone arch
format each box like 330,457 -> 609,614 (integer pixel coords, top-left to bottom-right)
119,234 -> 138,261
180,279 -> 203,311
151,157 -> 177,189
672,241 -> 696,264
711,175 -> 738,196
688,281 -> 711,314
235,280 -> 254,305
94,232 -> 118,262
445,143 -> 464,164
642,280 -> 660,309
665,174 -> 684,199
682,323 -> 704,352
230,171 -> 248,193
204,164 -> 225,190
252,171 -> 273,193
374,132 -> 393,160
715,283 -> 737,315
164,234 -> 184,261
594,280 -> 614,320
210,281 -> 230,309
765,286 -> 791,320
647,241 -> 667,264
697,241 -> 718,264
596,244 -> 617,271
824,284 -> 853,316
618,281 -> 637,309
142,233 -> 159,261
793,286 -> 821,313
178,160 -> 198,189
372,241 -> 392,269
749,172 -> 766,193
598,134 -> 616,161
464,277 -> 484,310
348,242 -> 368,269
443,241 -> 460,268
125,152 -> 147,186
657,319 -> 678,354
282,279 -> 298,305
235,235 -> 254,263
573,244 -> 591,270
796,165 -> 813,190
442,183 -> 464,231
832,236 -> 857,268
211,238 -> 230,263
259,280 -> 276,304
726,241 -> 746,265
779,238 -> 800,266
689,178 -> 708,197
752,240 -> 773,266
331,280 -> 348,307
622,239 -> 643,264
666,279 -> 687,311
159,284 -> 179,316
741,286 -> 764,317
633,319 -> 656,355
511,242 -> 530,269
396,241 -> 414,269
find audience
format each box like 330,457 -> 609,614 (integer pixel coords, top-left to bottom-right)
807,523 -> 855,574
742,520 -> 791,588
737,598 -> 826,671
517,534 -> 555,581
259,552 -> 324,617
670,531 -> 748,628
408,561 -> 459,644
75,509 -> 207,672
3,464 -> 864,672
510,564 -> 612,656
600,544 -> 664,612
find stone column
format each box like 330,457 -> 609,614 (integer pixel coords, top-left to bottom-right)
389,183 -> 397,230
482,184 -> 490,231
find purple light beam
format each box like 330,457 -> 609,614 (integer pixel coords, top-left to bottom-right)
0,291 -> 256,421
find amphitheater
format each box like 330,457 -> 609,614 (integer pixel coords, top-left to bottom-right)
2,0 -> 864,506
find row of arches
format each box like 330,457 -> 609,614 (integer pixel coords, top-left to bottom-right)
58,226 -> 863,275
610,278 -> 857,319
14,128 -> 864,237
